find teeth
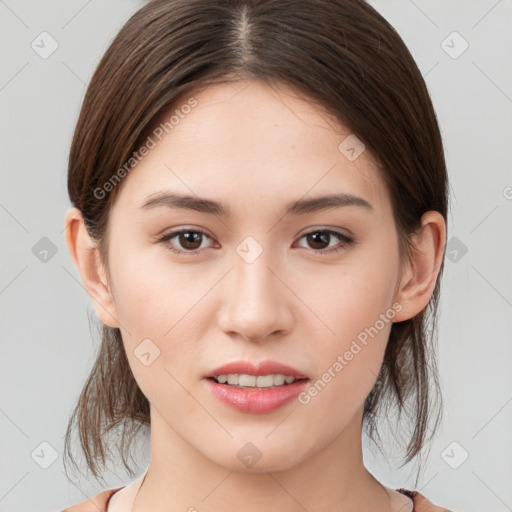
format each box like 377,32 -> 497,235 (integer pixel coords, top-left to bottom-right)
273,374 -> 285,386
239,374 -> 257,387
214,374 -> 299,387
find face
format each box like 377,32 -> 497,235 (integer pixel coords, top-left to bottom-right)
99,79 -> 405,472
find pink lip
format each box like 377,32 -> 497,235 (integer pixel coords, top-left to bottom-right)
203,360 -> 309,414
204,360 -> 308,379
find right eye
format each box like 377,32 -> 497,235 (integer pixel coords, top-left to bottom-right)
157,228 -> 215,255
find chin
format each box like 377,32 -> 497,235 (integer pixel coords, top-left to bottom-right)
203,434 -> 312,474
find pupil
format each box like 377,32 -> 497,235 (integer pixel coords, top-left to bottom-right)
181,231 -> 201,249
308,231 -> 329,249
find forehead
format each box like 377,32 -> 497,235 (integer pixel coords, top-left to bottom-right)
112,79 -> 390,217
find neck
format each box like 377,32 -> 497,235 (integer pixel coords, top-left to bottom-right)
133,407 -> 392,512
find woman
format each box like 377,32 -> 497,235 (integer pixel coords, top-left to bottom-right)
61,0 -> 452,510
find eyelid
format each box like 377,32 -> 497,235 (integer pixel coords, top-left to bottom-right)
297,225 -> 354,240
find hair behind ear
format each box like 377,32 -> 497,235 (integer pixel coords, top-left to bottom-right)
63,320 -> 150,485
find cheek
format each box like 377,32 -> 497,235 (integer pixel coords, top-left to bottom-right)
298,247 -> 399,404
108,239 -> 206,333
108,244 -> 215,386
110,257 -> 206,412
308,250 -> 398,343
310,282 -> 392,389
298,290 -> 394,419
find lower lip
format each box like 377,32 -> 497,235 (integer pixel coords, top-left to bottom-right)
204,378 -> 309,414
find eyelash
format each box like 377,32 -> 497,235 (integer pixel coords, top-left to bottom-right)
156,228 -> 354,256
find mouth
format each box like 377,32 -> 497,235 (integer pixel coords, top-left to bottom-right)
207,374 -> 308,388
204,360 -> 310,413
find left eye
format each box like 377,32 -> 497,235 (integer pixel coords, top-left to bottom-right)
157,228 -> 353,255
295,229 -> 354,254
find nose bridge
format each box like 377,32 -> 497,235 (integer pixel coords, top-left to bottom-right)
235,247 -> 276,301
219,236 -> 292,340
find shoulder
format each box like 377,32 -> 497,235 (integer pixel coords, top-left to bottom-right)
60,487 -> 123,512
397,488 -> 453,512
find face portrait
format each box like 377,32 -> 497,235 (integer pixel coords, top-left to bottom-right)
65,77 -> 444,498
3,0 -> 510,510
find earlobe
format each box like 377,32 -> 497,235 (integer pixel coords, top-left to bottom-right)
64,207 -> 120,329
392,211 -> 446,323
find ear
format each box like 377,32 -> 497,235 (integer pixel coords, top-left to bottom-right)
392,211 -> 446,322
64,207 -> 120,328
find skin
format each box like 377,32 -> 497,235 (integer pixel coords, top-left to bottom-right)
65,79 -> 446,512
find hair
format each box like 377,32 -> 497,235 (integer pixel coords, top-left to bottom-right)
64,0 -> 448,487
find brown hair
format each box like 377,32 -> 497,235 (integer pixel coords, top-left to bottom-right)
64,0 -> 448,486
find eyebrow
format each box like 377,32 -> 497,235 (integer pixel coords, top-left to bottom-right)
140,191 -> 373,217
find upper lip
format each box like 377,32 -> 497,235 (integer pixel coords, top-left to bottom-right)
205,360 -> 309,379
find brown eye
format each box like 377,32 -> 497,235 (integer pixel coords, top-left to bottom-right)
158,229 -> 213,255
177,231 -> 203,250
306,231 -> 330,250
297,229 -> 354,254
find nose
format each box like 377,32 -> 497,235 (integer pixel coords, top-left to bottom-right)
217,247 -> 294,343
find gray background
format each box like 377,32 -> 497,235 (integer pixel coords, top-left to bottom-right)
1,1 -> 511,511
